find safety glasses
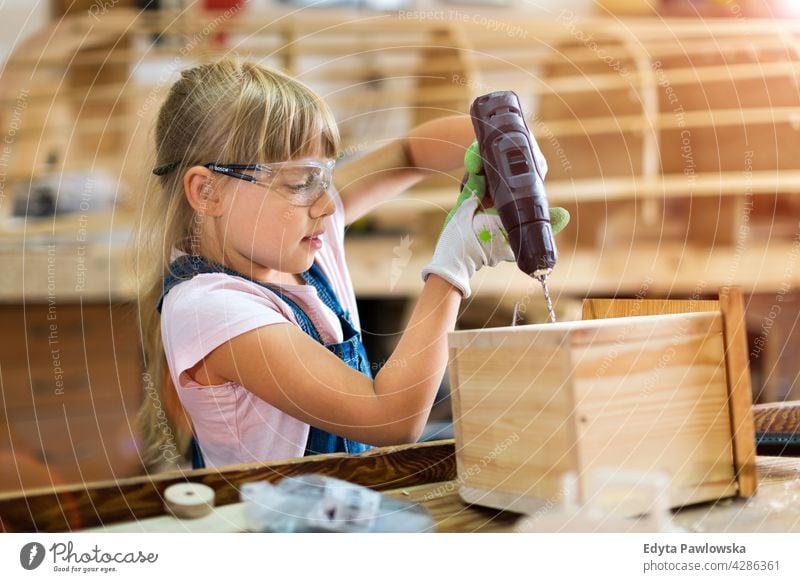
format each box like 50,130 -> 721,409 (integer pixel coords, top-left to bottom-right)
153,159 -> 335,206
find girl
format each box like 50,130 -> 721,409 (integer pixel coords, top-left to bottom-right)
135,57 -> 549,470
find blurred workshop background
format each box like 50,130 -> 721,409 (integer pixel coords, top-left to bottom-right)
2,0 -> 800,491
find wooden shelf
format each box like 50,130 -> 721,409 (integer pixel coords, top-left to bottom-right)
344,234 -> 800,298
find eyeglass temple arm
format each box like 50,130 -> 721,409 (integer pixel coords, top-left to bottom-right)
204,163 -> 259,183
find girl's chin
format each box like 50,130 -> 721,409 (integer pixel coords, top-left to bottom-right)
295,247 -> 318,271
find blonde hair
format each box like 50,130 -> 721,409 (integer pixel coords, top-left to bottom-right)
134,56 -> 340,471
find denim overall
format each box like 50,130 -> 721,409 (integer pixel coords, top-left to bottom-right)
156,254 -> 373,468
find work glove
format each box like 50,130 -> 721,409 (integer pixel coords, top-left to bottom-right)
421,140 -> 570,299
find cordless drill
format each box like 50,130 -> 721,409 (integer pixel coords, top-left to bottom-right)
469,91 -> 558,321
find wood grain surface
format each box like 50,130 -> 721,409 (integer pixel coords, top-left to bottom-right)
0,440 -> 456,532
718,287 -> 758,496
582,298 -> 720,320
754,401 -> 800,434
754,400 -> 800,456
582,291 -> 758,497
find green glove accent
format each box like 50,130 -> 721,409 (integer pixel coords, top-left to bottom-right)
443,140 -> 570,236
549,206 -> 570,236
444,142 -> 484,228
477,226 -> 494,243
464,140 -> 483,174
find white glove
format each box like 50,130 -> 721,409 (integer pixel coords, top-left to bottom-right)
421,191 -> 514,299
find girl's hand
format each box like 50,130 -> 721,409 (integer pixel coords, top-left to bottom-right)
421,141 -> 570,299
420,191 -> 510,298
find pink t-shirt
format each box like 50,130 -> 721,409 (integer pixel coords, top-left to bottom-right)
160,186 -> 362,468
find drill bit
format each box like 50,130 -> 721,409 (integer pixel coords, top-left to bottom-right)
535,272 -> 557,323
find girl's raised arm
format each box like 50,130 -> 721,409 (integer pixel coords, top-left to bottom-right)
333,115 -> 475,225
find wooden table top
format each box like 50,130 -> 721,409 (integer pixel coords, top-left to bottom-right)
1,440 -> 798,533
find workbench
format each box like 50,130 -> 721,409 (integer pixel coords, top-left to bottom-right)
1,440 -> 798,533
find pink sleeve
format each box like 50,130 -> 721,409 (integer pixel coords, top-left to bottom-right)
160,273 -> 296,389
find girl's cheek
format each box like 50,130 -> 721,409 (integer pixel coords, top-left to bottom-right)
225,192 -> 306,263
278,202 -> 301,223
223,198 -> 265,250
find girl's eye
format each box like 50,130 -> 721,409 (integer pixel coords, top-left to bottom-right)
287,177 -> 315,191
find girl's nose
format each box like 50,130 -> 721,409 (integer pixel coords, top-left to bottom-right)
309,188 -> 336,218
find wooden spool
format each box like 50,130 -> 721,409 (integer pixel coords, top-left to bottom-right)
163,483 -> 215,519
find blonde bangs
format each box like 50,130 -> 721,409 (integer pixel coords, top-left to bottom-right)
220,60 -> 340,165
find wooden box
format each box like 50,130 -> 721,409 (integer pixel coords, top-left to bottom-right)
447,288 -> 756,515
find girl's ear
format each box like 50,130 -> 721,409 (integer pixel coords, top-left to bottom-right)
184,166 -> 224,217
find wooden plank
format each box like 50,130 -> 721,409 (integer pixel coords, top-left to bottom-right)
346,237 -> 800,299
9,167 -> 800,205
753,400 -> 800,455
400,172 -> 800,206
719,287 -> 759,497
450,341 -> 578,512
10,36 -> 798,77
7,58 -> 799,108
597,0 -> 654,15
0,440 -> 456,533
754,400 -> 800,434
582,298 -> 720,320
79,8 -> 800,38
8,232 -> 800,303
572,312 -> 737,508
582,291 -> 758,496
625,26 -> 662,233
408,27 -> 471,193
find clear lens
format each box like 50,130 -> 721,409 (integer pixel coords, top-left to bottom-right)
253,160 -> 334,205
